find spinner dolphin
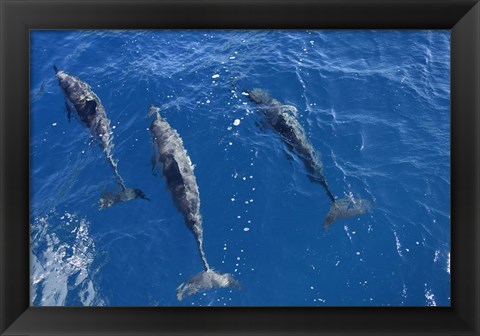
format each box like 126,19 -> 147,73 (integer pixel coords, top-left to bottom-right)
148,105 -> 239,300
54,66 -> 148,208
245,88 -> 372,229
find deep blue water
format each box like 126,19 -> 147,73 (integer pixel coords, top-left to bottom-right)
30,30 -> 450,306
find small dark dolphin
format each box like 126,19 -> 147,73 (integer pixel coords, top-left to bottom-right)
245,88 -> 372,229
148,105 -> 239,300
54,65 -> 148,209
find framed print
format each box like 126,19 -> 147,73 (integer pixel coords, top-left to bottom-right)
1,0 -> 479,335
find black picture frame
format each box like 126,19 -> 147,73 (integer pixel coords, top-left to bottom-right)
1,0 -> 479,335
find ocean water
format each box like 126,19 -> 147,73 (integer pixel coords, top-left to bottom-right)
30,30 -> 450,306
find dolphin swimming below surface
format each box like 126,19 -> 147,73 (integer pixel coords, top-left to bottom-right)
147,105 -> 239,300
245,88 -> 372,229
54,65 -> 148,209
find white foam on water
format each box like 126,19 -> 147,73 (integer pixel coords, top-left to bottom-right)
446,252 -> 450,274
402,283 -> 407,301
393,231 -> 403,258
30,211 -> 104,306
343,225 -> 353,242
424,286 -> 437,306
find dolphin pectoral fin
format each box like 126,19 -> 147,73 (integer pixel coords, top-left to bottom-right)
98,188 -> 149,210
65,102 -> 73,122
151,155 -> 162,176
323,197 -> 372,229
151,168 -> 160,177
151,156 -> 157,176
176,269 -> 240,301
65,101 -> 84,125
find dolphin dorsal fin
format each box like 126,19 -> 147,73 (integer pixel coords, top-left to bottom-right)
85,100 -> 97,116
282,104 -> 298,117
164,155 -> 185,187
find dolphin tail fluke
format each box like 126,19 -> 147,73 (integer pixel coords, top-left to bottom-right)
176,268 -> 240,301
99,188 -> 149,210
323,196 -> 372,229
101,148 -> 150,209
53,64 -> 59,74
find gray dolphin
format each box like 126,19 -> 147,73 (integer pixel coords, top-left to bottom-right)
54,65 -> 148,209
148,105 -> 239,300
245,88 -> 372,229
